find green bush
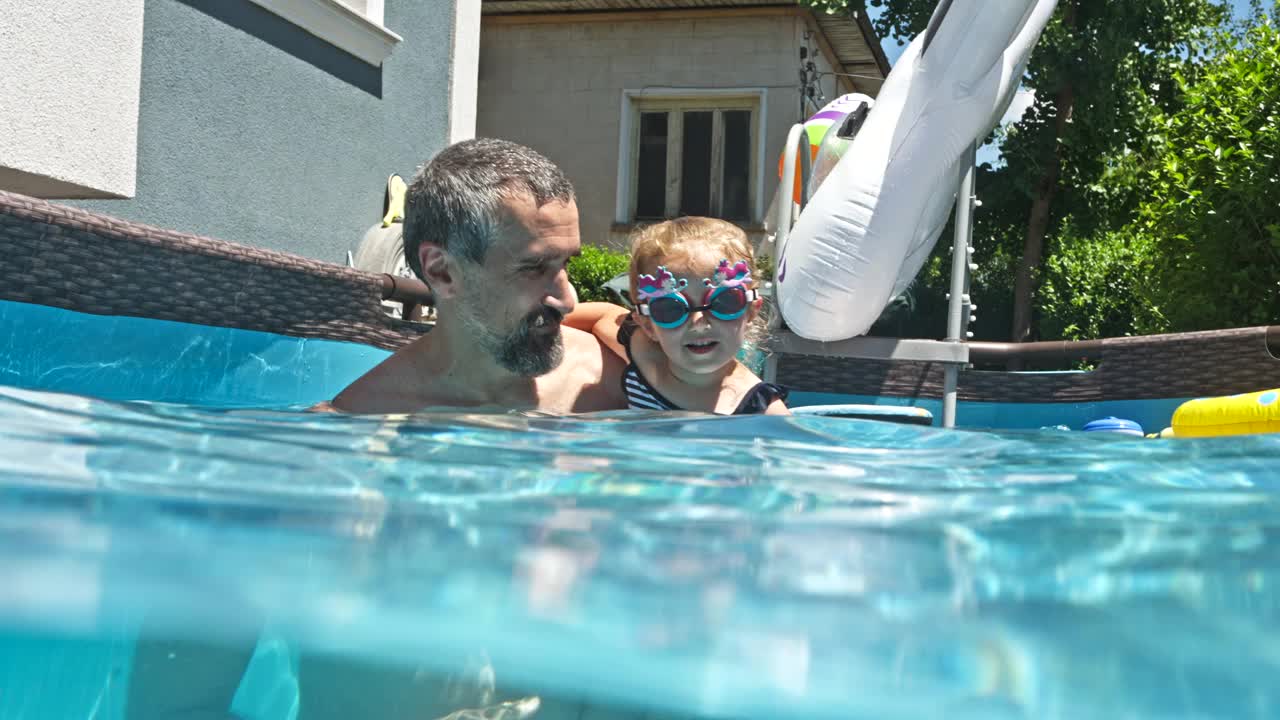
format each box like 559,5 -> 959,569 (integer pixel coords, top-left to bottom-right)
568,244 -> 631,303
1038,222 -> 1166,340
1130,22 -> 1280,331
755,253 -> 775,283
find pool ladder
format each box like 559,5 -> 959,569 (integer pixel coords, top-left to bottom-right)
764,123 -> 978,429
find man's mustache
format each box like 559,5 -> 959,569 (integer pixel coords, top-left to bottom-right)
529,306 -> 563,329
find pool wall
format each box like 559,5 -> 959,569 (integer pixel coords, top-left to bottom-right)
0,299 -> 1198,430
788,392 -> 1186,434
1,300 -> 384,408
777,326 -> 1280,432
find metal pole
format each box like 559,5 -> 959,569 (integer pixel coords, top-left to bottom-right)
942,143 -> 977,428
775,123 -> 807,256
766,123 -> 809,384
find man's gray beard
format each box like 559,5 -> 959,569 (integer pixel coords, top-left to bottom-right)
457,300 -> 565,377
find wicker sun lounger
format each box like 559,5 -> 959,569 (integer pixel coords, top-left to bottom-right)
0,190 -> 429,351
3,189 -> 1277,405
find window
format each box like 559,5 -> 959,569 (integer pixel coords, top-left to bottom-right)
619,91 -> 765,225
334,0 -> 383,23
246,0 -> 401,66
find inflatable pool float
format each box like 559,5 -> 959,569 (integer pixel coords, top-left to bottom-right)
1082,417 -> 1144,436
776,0 -> 1058,341
775,93 -> 874,205
1170,388 -> 1280,437
791,403 -> 933,426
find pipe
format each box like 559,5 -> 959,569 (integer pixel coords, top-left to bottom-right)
968,338 -> 1104,365
379,273 -> 433,307
967,326 -> 1280,365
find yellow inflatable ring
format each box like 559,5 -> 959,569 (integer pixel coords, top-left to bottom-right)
1171,388 -> 1280,437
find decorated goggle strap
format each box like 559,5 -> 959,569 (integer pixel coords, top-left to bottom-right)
704,259 -> 753,291
636,266 -> 688,302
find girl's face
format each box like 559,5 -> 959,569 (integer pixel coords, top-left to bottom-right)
635,257 -> 760,380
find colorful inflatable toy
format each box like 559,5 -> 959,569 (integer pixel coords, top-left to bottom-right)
776,0 -> 1058,341
776,94 -> 874,204
1171,388 -> 1280,437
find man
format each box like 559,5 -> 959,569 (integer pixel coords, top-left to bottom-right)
126,139 -> 627,720
330,138 -> 627,414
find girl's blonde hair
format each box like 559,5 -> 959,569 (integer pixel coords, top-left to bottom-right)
628,217 -> 755,300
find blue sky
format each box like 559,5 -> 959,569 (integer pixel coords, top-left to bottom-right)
865,0 -> 1257,165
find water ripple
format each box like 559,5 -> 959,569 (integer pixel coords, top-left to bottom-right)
1,384 -> 1278,719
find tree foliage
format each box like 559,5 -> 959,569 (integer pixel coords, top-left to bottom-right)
1037,225 -> 1163,340
803,0 -> 1279,340
1121,19 -> 1280,331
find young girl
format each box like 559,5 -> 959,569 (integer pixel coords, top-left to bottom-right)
567,217 -> 788,415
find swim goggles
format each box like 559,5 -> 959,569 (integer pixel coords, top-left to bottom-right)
636,260 -> 758,329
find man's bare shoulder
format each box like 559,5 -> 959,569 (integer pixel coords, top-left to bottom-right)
562,325 -> 604,362
557,326 -> 627,411
561,325 -> 622,378
329,347 -> 426,414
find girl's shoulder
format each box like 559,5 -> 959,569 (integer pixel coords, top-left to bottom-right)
720,363 -> 789,414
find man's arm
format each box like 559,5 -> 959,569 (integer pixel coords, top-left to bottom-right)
561,326 -> 629,412
328,346 -> 426,415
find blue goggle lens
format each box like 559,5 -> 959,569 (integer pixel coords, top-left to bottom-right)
646,287 -> 752,328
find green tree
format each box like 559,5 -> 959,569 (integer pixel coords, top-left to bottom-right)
804,0 -> 1227,341
1126,19 -> 1280,330
1037,223 -> 1164,340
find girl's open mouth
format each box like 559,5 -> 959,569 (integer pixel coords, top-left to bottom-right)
685,340 -> 718,355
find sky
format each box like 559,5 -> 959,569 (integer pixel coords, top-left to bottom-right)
864,0 -> 1257,165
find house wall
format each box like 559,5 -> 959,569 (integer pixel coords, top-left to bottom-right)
0,0 -> 145,199
63,0 -> 469,262
477,12 -> 853,250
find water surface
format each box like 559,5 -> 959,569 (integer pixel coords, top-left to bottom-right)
1,384 -> 1277,719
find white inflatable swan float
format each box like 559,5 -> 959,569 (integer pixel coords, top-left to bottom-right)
776,0 -> 1058,341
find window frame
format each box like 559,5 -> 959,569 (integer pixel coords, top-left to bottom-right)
246,0 -> 402,66
615,88 -> 768,226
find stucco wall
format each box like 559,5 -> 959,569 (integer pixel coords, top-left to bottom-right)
70,0 -> 462,262
0,0 -> 145,199
477,13 -> 850,249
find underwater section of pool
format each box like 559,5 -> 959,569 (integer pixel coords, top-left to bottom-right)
789,392 -> 1188,435
2,299 -> 1189,431
0,299 -> 388,407
1,382 -> 1279,719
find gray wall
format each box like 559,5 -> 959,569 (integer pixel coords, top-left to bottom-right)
477,13 -> 844,250
0,0 -> 144,199
72,0 -> 456,263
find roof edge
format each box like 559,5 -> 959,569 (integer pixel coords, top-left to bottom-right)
850,1 -> 892,75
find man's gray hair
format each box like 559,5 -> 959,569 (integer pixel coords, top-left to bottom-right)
404,138 -> 575,277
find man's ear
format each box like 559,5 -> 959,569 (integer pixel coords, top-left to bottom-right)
418,244 -> 460,299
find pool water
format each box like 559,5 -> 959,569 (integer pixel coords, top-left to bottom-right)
1,383 -> 1278,719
